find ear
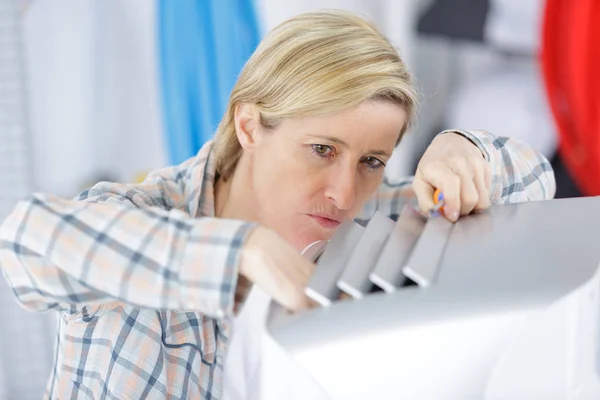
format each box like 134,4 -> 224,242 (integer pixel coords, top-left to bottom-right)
234,103 -> 260,151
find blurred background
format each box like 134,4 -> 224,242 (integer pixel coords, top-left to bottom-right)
0,0 -> 585,398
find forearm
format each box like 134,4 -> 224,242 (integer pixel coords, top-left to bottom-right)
0,193 -> 256,318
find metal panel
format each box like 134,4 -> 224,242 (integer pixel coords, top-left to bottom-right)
338,211 -> 395,298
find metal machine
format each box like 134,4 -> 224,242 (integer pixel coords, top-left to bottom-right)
261,197 -> 600,399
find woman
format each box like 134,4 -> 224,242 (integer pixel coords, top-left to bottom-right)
0,10 -> 554,400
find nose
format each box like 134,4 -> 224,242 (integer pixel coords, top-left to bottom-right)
324,166 -> 356,211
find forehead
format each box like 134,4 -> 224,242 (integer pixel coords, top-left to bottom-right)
279,101 -> 406,147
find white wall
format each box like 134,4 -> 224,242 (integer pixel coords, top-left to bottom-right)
23,0 -> 166,198
0,2 -> 57,398
0,2 -> 168,397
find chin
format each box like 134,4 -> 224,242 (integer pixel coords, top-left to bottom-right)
270,217 -> 337,252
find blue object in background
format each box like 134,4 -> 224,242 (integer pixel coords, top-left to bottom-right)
157,0 -> 261,165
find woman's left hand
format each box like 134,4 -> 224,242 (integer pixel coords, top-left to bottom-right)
413,132 -> 492,222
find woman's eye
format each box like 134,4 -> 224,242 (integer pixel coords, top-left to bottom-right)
363,156 -> 384,169
311,144 -> 334,157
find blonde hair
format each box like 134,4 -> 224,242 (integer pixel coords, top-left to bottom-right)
213,10 -> 419,180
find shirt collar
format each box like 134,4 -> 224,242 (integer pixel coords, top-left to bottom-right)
188,140 -> 218,219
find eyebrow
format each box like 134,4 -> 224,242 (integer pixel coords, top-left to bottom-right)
306,134 -> 392,157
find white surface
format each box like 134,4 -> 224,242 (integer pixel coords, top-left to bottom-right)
263,283 -> 600,400
485,274 -> 600,399
261,331 -> 332,400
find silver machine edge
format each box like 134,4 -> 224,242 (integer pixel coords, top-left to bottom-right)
261,197 -> 600,399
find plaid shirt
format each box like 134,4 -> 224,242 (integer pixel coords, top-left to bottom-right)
0,130 -> 555,399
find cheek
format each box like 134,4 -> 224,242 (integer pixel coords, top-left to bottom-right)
251,155 -> 329,249
252,148 -> 322,211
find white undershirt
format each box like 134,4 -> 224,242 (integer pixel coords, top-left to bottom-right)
222,286 -> 272,400
223,243 -> 320,399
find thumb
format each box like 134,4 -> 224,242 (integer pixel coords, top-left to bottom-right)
412,177 -> 435,213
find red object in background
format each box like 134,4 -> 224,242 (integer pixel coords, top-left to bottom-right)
541,0 -> 600,196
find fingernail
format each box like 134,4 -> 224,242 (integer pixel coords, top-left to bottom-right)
445,208 -> 459,221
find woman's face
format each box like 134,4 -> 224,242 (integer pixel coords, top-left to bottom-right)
242,101 -> 406,251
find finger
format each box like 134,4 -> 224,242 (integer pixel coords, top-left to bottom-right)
446,159 -> 479,215
459,177 -> 478,215
307,297 -> 321,309
449,163 -> 479,215
282,259 -> 316,312
241,227 -> 316,312
262,259 -> 315,312
412,177 -> 435,213
420,162 -> 461,221
473,160 -> 491,211
276,282 -> 312,312
338,292 -> 353,301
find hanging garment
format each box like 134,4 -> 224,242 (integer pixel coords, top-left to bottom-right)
157,0 -> 261,164
541,0 -> 600,195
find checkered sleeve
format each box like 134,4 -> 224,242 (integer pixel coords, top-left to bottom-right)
443,129 -> 557,203
355,176 -> 414,223
358,129 -> 556,221
0,158 -> 256,319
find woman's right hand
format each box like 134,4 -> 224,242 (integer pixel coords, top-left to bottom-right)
239,226 -> 316,312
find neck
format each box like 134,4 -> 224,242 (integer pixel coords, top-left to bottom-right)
214,156 -> 258,222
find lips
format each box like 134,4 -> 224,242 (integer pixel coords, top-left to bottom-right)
308,214 -> 342,229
